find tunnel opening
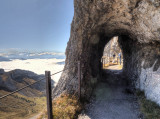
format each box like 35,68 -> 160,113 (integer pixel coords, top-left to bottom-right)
88,31 -> 139,91
101,36 -> 123,71
99,35 -> 127,89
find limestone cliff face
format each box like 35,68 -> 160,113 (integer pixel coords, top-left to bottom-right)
53,0 -> 160,105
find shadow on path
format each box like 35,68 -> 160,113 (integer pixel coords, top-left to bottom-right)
78,70 -> 142,119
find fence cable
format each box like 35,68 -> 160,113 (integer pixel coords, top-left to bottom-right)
0,66 -> 74,100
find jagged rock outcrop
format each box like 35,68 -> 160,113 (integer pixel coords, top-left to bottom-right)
53,0 -> 160,105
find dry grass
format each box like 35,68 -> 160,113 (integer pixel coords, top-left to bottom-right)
37,94 -> 82,119
0,90 -> 46,119
136,90 -> 160,119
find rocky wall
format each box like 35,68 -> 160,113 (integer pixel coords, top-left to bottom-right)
53,0 -> 160,105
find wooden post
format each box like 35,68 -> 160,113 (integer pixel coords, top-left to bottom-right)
45,71 -> 53,119
78,61 -> 81,101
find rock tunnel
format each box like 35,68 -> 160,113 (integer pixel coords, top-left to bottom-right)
53,0 -> 160,105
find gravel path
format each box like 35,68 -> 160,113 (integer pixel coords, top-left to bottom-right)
78,82 -> 142,119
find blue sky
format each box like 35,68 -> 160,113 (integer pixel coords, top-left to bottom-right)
0,0 -> 74,52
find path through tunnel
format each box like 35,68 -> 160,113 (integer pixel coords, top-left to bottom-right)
77,35 -> 144,118
89,32 -> 142,90
101,36 -> 125,86
77,32 -> 159,118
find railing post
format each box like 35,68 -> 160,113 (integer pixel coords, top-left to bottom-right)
45,71 -> 53,119
78,61 -> 81,101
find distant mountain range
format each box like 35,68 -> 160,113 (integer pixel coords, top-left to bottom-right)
0,49 -> 65,61
0,56 -> 11,61
0,69 -> 54,97
0,69 -> 49,118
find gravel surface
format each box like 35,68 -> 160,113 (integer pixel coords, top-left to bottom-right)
78,82 -> 142,119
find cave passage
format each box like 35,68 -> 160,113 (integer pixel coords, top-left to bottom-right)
79,35 -> 142,119
99,34 -> 131,87
95,33 -> 141,88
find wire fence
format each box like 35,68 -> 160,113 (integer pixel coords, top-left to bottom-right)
0,62 -> 80,119
0,67 -> 71,99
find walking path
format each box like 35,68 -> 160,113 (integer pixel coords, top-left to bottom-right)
78,77 -> 142,119
104,64 -> 123,70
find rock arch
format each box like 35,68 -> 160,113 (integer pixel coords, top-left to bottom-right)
54,0 -> 160,105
